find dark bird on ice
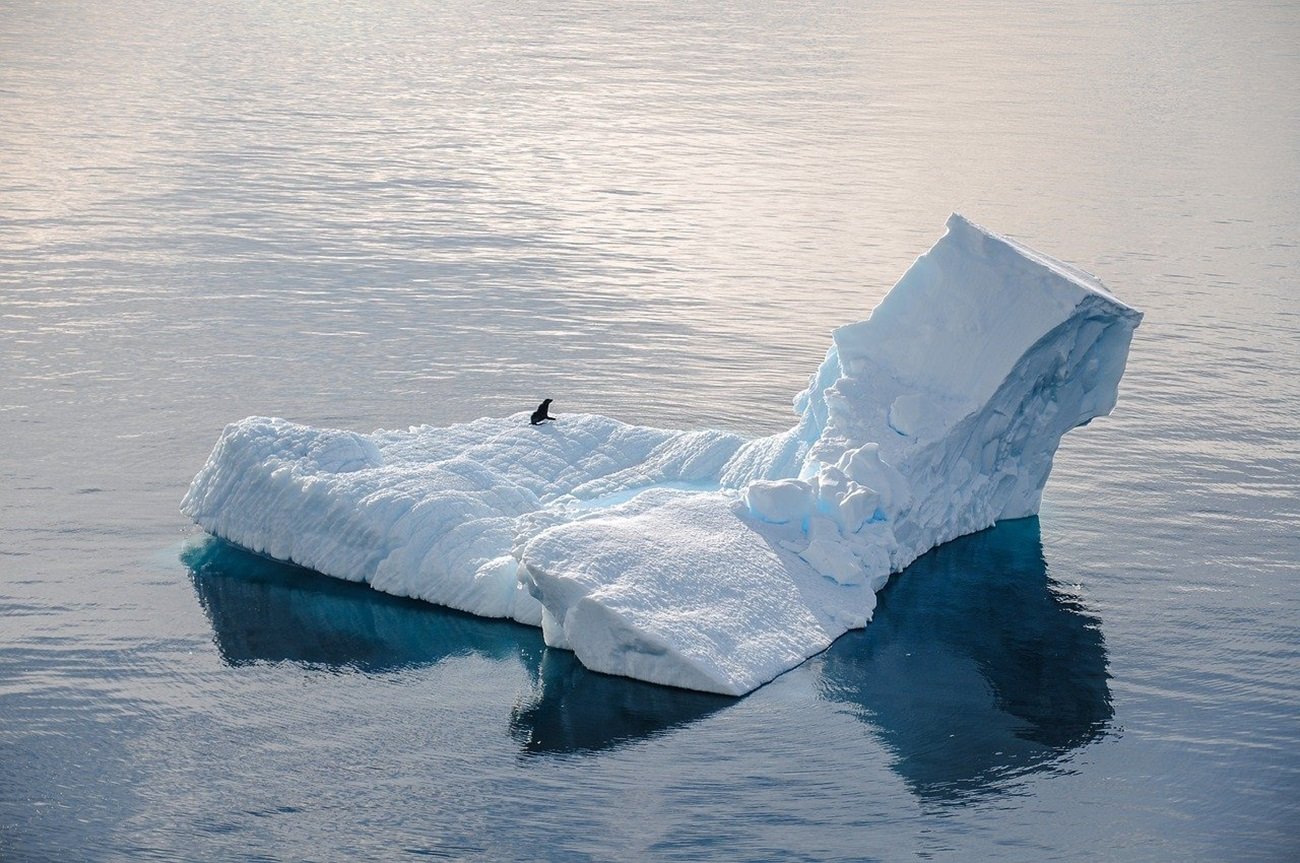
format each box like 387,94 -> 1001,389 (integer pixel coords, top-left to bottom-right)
530,398 -> 554,425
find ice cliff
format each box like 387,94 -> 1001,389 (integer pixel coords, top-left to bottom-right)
182,215 -> 1142,695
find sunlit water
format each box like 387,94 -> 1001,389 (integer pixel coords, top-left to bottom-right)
2,2 -> 1298,860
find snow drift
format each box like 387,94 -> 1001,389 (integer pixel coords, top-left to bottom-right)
182,215 -> 1142,695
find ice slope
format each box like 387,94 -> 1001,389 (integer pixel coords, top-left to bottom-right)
183,214 -> 1142,695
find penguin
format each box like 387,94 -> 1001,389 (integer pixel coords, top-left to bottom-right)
530,398 -> 554,425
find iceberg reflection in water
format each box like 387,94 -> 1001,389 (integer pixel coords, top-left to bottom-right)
812,517 -> 1113,801
183,537 -> 542,673
510,651 -> 734,756
183,537 -> 735,752
183,520 -> 1110,781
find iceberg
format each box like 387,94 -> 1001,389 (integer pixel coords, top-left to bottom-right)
182,215 -> 1142,695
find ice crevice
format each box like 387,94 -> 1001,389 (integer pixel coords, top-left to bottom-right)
182,215 -> 1142,695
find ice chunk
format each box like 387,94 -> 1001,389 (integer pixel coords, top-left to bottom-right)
743,479 -> 814,526
519,491 -> 876,695
184,214 -> 1142,696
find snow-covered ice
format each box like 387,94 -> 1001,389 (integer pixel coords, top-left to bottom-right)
183,215 -> 1142,695
181,413 -> 745,627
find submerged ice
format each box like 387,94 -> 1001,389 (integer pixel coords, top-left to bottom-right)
183,215 -> 1142,695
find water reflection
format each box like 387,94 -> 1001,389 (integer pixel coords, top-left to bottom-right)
183,536 -> 735,753
183,536 -> 542,672
509,649 -> 734,756
184,520 -> 1108,773
814,518 -> 1113,802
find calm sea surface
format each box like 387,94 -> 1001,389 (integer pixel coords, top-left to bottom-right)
2,2 -> 1297,860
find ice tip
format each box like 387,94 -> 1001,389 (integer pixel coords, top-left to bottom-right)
944,212 -> 995,243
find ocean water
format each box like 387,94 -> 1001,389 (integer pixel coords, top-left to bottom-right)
2,1 -> 1297,860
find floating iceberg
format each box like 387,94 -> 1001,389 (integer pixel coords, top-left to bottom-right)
183,215 -> 1142,695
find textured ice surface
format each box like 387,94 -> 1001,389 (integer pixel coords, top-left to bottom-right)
183,214 -> 1142,694
181,413 -> 745,626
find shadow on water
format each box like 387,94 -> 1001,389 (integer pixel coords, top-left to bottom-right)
812,517 -> 1113,802
509,649 -> 735,757
182,536 -> 543,673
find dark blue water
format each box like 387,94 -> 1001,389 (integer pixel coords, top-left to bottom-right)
2,1 -> 1298,860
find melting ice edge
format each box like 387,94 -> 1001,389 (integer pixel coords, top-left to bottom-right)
183,215 -> 1142,695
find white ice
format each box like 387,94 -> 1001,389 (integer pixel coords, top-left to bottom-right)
183,214 -> 1142,695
